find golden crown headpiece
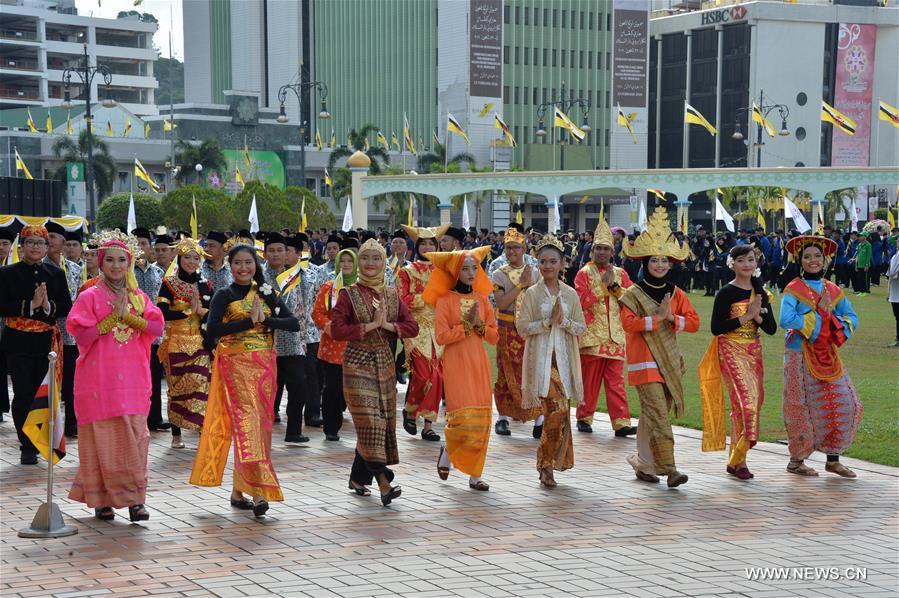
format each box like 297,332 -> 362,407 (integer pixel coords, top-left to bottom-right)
623,207 -> 690,261
90,229 -> 141,259
175,237 -> 211,259
223,235 -> 254,254
503,227 -> 526,246
400,224 -> 450,242
535,233 -> 565,254
593,217 -> 614,248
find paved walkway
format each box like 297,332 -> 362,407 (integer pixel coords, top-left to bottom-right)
1,390 -> 896,598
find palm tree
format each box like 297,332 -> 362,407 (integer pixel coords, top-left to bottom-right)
417,142 -> 476,173
327,124 -> 390,174
51,130 -> 117,200
174,138 -> 227,185
329,167 -> 353,210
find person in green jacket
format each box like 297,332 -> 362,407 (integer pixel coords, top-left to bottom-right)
853,231 -> 872,295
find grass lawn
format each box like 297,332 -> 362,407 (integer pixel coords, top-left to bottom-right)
482,282 -> 899,467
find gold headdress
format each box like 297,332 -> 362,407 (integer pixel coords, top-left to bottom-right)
785,235 -> 837,259
358,237 -> 387,259
90,230 -> 141,291
400,224 -> 450,242
223,234 -> 254,253
175,237 -> 211,259
623,207 -> 690,261
593,217 -> 614,248
90,229 -> 141,259
503,226 -> 526,246
535,233 -> 565,254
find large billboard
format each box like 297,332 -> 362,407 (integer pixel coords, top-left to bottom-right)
831,23 -> 877,167
612,0 -> 650,108
469,0 -> 503,97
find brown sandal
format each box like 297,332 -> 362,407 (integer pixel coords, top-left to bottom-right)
468,480 -> 490,491
825,462 -> 857,478
539,468 -> 557,488
437,446 -> 450,480
786,461 -> 819,476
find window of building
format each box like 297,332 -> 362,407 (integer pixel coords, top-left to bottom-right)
503,85 -> 509,103
571,10 -> 576,28
533,47 -> 538,64
524,7 -> 529,25
605,90 -> 610,108
588,90 -> 593,107
514,86 -> 520,104
515,6 -> 520,25
589,12 -> 595,30
514,46 -> 519,64
795,126 -> 806,141
607,13 -> 611,31
561,10 -> 567,27
553,9 -> 558,27
544,8 -> 549,26
534,7 -> 539,25
570,49 -> 575,66
588,50 -> 593,68
580,11 -> 585,29
524,46 -> 529,65
504,5 -> 510,24
606,52 -> 611,69
543,48 -> 548,66
503,45 -> 509,64
562,49 -> 566,67
543,87 -> 548,103
605,128 -> 610,147
796,92 -> 807,106
552,49 -> 557,67
523,86 -> 529,104
533,87 -> 538,104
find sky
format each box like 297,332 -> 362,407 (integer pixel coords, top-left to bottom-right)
74,0 -> 184,59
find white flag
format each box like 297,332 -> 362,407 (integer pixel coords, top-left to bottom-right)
637,199 -> 648,231
342,200 -> 354,232
715,196 -> 735,233
126,192 -> 137,234
462,196 -> 471,230
784,195 -> 812,233
850,198 -> 859,232
552,196 -> 560,233
248,194 -> 259,234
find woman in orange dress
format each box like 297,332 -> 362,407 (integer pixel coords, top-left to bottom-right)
424,246 -> 498,491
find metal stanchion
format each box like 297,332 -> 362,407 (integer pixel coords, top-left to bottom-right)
18,351 -> 78,538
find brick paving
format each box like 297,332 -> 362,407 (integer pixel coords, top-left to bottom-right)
1,386 -> 896,598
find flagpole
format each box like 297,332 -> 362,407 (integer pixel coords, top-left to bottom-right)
444,121 -> 450,173
168,6 -> 175,192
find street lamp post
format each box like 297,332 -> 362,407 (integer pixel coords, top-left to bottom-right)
61,43 -> 115,225
195,163 -> 204,186
732,89 -> 790,168
276,75 -> 331,189
534,81 -> 591,171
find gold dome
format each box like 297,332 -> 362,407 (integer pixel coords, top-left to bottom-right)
346,150 -> 371,169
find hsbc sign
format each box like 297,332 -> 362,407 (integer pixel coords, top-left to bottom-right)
700,5 -> 747,25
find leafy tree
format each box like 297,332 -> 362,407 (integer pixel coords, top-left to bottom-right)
328,167 -> 353,210
232,181 -> 301,232
51,130 -> 117,200
154,57 -> 184,106
116,11 -> 158,23
174,138 -> 227,186
161,186 -> 233,233
327,124 -> 390,174
285,186 -> 336,231
96,192 -> 162,231
417,142 -> 476,173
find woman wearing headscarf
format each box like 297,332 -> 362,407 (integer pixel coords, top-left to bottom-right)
67,232 -> 165,521
330,239 -> 419,506
311,248 -> 357,441
189,243 -> 300,518
619,207 -> 699,489
780,236 -> 861,478
156,238 -> 214,449
424,245 -> 498,491
517,234 -> 587,488
699,244 -> 777,480
397,224 -> 450,441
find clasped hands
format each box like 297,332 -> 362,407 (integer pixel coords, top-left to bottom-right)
364,305 -> 396,334
31,283 -> 50,313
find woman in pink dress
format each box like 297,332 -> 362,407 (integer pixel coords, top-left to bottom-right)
67,233 -> 164,522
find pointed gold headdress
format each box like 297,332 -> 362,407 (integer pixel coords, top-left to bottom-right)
175,237 -> 211,259
593,217 -> 614,248
535,233 -> 565,254
400,224 -> 450,242
623,207 -> 690,261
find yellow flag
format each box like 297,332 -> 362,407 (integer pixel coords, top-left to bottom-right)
752,103 -> 777,138
579,195 -> 590,205
106,120 -> 113,136
144,122 -> 150,138
407,195 -> 414,226
46,113 -> 53,133
301,197 -> 308,231
244,137 -> 251,166
163,119 -> 177,132
757,209 -> 766,232
515,205 -> 523,225
821,100 -> 856,135
15,148 -> 33,180
554,106 -> 586,142
124,116 -> 132,137
67,112 -> 73,135
878,100 -> 899,129
446,112 -> 471,144
235,168 -> 246,188
391,131 -> 400,150
324,168 -> 332,187
315,130 -> 323,151
648,188 -> 666,201
377,131 -> 389,150
27,109 -> 38,133
685,102 -> 717,136
616,104 -> 638,144
190,195 -> 198,239
478,102 -> 494,118
329,131 -> 336,148
888,204 -> 896,230
134,158 -> 160,192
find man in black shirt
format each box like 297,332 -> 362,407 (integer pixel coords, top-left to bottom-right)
0,225 -> 72,464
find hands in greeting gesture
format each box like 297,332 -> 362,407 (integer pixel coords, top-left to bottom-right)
519,265 -> 533,289
550,297 -> 563,325
250,296 -> 266,324
466,302 -> 482,328
658,293 -> 675,323
31,283 -> 48,312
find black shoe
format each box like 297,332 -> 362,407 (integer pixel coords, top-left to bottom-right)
230,497 -> 254,510
615,426 -> 638,437
402,411 -> 417,436
285,434 -> 309,443
494,420 -> 511,436
576,421 -> 593,434
148,422 -> 171,432
421,429 -> 440,441
396,372 -> 407,384
253,500 -> 269,518
274,413 -> 282,424
306,416 -> 324,428
128,504 -> 150,522
64,427 -> 78,439
325,433 -> 340,441
532,423 -> 543,439
380,485 -> 402,507
20,452 -> 38,465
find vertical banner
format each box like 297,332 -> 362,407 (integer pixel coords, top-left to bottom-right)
831,23 -> 877,167
469,0 -> 502,98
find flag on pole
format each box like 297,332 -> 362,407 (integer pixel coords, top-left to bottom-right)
757,209 -> 767,232
342,200 -> 353,232
363,137 -> 370,151
554,106 -> 586,141
67,112 -> 73,135
493,113 -> 517,147
127,192 -> 137,234
14,147 -> 33,180
391,131 -> 400,150
300,197 -> 308,231
276,261 -> 305,294
552,196 -> 561,233
377,131 -> 390,150
478,102 -> 494,118
244,136 -> 251,166
190,195 -> 198,238
685,102 -> 717,135
22,364 -> 66,464
681,208 -> 689,234
235,167 -> 246,188
46,113 -> 53,133
328,130 -> 335,148
647,188 -> 666,201
515,204 -> 523,225
849,198 -> 859,232
752,103 -> 777,138
5,234 -> 19,265
315,129 -> 323,151
26,109 -> 38,132
106,120 -> 113,136
816,202 -> 825,233
144,121 -> 150,138
324,168 -> 332,187
403,113 -> 417,154
617,104 -> 638,144
134,158 -> 160,192
433,128 -> 440,147
821,100 -> 856,135
784,195 -> 812,233
407,195 -> 415,226
447,113 -> 471,145
124,116 -> 132,137
248,194 -> 260,234
637,200 -> 648,231
163,119 -> 177,132
462,196 -> 471,230
879,100 -> 899,128
715,196 -> 735,232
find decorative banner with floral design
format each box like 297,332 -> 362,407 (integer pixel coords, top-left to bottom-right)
831,23 -> 877,167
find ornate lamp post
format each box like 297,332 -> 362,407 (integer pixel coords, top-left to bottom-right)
61,43 -> 115,225
276,74 -> 331,189
534,81 -> 591,171
732,89 -> 790,168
